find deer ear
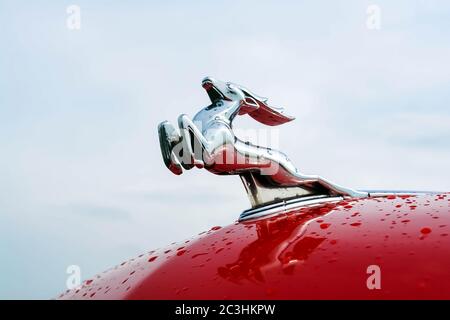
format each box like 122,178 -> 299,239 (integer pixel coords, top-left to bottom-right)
242,91 -> 295,125
238,97 -> 260,115
231,82 -> 294,124
247,100 -> 295,126
244,97 -> 259,107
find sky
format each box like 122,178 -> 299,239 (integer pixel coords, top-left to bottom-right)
0,0 -> 449,299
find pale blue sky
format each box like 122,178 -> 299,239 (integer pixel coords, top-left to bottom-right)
0,0 -> 449,299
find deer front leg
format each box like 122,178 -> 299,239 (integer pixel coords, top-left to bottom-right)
158,121 -> 184,175
177,114 -> 211,169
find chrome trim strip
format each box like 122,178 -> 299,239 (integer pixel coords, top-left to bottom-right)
238,190 -> 443,221
239,195 -> 343,221
365,190 -> 441,197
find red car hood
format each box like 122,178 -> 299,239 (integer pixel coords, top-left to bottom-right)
58,193 -> 450,300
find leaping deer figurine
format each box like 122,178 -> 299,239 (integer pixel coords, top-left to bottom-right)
158,77 -> 367,211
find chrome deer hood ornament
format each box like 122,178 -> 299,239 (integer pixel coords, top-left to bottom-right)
158,77 -> 367,219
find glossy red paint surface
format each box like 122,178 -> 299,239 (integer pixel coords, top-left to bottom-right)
59,193 -> 450,300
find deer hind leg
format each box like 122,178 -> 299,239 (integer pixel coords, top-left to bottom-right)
246,145 -> 366,197
233,138 -> 367,198
295,172 -> 367,198
177,114 -> 210,169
